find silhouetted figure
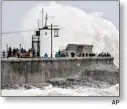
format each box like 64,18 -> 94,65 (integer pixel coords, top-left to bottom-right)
3,50 -> 5,58
28,48 -> 31,53
16,48 -> 19,53
44,53 -> 48,58
32,49 -> 35,57
65,52 -> 68,57
104,53 -> 106,57
88,53 -> 91,57
82,53 -> 85,57
23,49 -> 26,53
107,52 -> 111,57
17,52 -> 20,58
13,48 -> 16,56
37,52 -> 39,57
55,52 -> 59,58
58,50 -> 61,57
71,52 -> 75,57
27,48 -> 31,57
60,53 -> 65,57
86,53 -> 88,57
21,47 -> 24,53
8,47 -> 12,57
98,52 -> 111,57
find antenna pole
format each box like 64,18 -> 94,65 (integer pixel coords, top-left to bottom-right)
42,8 -> 43,28
6,44 -> 8,52
37,19 -> 39,29
45,13 -> 48,27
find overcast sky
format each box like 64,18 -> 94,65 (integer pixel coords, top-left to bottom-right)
1,0 -> 119,51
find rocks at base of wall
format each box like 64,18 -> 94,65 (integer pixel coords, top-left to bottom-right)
81,64 -> 119,85
47,76 -> 112,89
47,64 -> 119,89
2,84 -> 21,89
1,83 -> 52,90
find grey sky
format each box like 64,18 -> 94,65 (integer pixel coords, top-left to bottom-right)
1,1 -> 119,50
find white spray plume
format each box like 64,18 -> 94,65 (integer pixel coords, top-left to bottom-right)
22,2 -> 119,66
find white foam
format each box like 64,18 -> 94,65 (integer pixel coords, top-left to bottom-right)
2,84 -> 119,96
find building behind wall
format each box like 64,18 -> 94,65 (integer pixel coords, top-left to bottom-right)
62,44 -> 93,57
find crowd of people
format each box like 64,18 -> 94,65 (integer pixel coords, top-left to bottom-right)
78,53 -> 96,57
2,47 -> 36,58
98,52 -> 111,57
54,50 -> 111,58
2,47 -> 111,58
55,50 -> 68,58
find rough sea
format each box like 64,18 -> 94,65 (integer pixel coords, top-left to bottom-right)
2,83 -> 119,96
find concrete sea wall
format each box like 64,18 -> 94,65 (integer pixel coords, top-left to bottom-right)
1,57 -> 114,85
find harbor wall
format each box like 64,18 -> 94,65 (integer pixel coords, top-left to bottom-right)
1,57 -> 114,85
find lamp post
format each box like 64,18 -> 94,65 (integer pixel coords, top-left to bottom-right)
51,24 -> 53,58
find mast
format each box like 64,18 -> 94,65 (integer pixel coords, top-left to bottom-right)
45,13 -> 48,27
42,8 -> 43,28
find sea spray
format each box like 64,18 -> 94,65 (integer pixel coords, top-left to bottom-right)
22,2 -> 119,66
